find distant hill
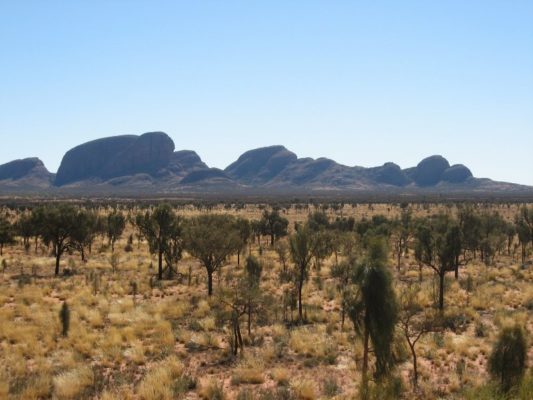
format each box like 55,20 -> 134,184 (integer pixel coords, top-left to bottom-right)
1,131 -> 531,198
0,157 -> 54,189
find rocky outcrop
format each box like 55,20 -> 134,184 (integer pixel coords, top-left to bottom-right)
441,164 -> 473,183
409,155 -> 451,186
55,135 -> 138,185
0,157 -> 53,187
163,150 -> 209,177
270,158 -> 339,185
101,132 -> 174,179
367,162 -> 410,186
225,146 -> 297,185
0,158 -> 47,180
224,148 -> 476,189
3,132 -> 527,195
55,132 -> 175,186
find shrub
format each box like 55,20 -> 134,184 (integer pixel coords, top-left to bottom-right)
488,325 -> 527,392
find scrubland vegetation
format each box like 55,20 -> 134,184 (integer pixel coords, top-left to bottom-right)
0,200 -> 531,399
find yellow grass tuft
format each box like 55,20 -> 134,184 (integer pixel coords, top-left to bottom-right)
53,366 -> 94,399
137,355 -> 184,400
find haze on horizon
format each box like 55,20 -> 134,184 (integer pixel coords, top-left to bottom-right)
1,1 -> 532,185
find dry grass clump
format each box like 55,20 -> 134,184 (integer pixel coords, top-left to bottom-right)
271,367 -> 290,385
124,339 -> 146,364
100,386 -> 135,400
289,326 -> 338,363
198,378 -> 225,400
194,299 -> 211,318
199,316 -> 217,331
0,376 -> 8,399
231,356 -> 265,385
291,379 -> 316,400
20,374 -> 53,399
155,297 -> 189,320
53,366 -> 94,399
137,355 -> 184,400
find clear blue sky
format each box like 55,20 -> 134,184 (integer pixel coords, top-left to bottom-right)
1,1 -> 532,185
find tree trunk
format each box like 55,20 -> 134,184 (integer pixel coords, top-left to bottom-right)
397,247 -> 401,271
158,249 -> 163,280
236,319 -> 244,353
232,320 -> 239,355
439,270 -> 445,310
207,270 -> 213,296
361,326 -> 370,399
341,299 -> 345,329
55,248 -> 61,276
247,302 -> 252,336
298,275 -> 303,322
409,340 -> 418,387
237,250 -> 240,266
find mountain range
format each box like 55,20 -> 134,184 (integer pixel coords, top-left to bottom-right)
1,131 -> 531,197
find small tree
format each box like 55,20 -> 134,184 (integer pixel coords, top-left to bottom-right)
399,284 -> 435,387
260,210 -> 289,246
478,212 -> 507,266
243,255 -> 262,335
186,214 -> 240,295
330,255 -> 354,329
38,205 -> 80,276
414,215 -> 461,310
136,204 -> 184,280
310,229 -> 335,270
234,217 -> 251,266
215,285 -> 247,356
60,301 -> 70,337
392,208 -> 412,271
347,238 -> 398,397
488,325 -> 527,393
0,214 -> 14,256
289,225 -> 318,322
515,207 -> 532,265
71,209 -> 98,262
16,213 -> 35,251
274,240 -> 289,280
107,211 -> 126,253
458,205 -> 481,259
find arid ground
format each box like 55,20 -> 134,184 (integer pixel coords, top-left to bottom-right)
0,202 -> 531,399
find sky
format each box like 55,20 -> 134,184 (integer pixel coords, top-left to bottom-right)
1,1 -> 532,185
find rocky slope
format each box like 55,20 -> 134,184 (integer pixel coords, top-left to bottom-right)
0,157 -> 54,188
